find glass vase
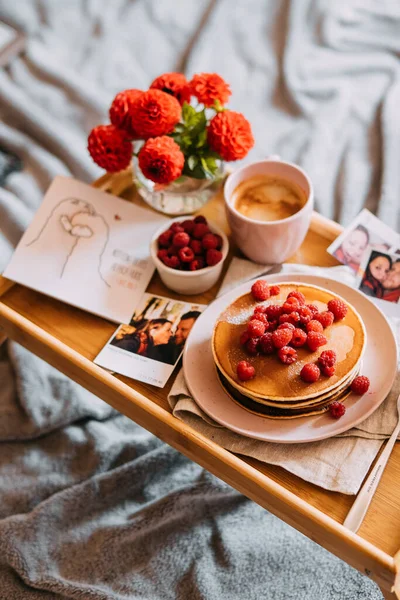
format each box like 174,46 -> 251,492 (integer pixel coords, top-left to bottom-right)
132,156 -> 225,216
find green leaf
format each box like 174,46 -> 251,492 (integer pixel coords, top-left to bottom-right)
187,155 -> 198,170
174,123 -> 185,133
181,134 -> 193,148
197,154 -> 219,179
195,129 -> 207,148
200,157 -> 215,179
182,161 -> 206,179
182,102 -> 197,123
186,111 -> 202,129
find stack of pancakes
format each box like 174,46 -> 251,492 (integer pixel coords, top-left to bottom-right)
212,283 -> 366,419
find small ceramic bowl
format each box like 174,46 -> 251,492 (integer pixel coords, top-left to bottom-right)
150,217 -> 229,295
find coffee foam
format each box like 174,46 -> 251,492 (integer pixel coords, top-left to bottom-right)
232,174 -> 307,222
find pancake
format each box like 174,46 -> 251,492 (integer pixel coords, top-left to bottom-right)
242,365 -> 359,408
217,369 -> 354,420
212,282 -> 366,402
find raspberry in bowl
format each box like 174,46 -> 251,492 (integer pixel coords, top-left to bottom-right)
150,215 -> 229,295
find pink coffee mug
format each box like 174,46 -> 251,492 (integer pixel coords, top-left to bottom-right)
224,158 -> 314,264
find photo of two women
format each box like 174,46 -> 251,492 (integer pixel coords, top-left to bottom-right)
110,294 -> 202,365
359,250 -> 400,304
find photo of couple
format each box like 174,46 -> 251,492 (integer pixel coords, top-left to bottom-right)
110,294 -> 202,365
359,250 -> 400,304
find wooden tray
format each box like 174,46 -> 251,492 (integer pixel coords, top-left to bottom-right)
0,170 -> 398,598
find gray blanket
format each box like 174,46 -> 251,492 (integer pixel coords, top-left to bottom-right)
0,343 -> 383,599
0,1 -> 396,597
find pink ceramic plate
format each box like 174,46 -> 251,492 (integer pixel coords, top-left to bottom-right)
182,273 -> 398,444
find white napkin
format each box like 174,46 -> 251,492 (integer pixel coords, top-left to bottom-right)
168,261 -> 400,495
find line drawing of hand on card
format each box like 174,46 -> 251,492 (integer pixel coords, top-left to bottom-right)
60,214 -> 93,238
60,210 -> 111,287
25,197 -> 110,287
24,198 -> 95,279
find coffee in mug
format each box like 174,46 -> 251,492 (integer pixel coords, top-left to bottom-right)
224,158 -> 314,264
232,174 -> 307,222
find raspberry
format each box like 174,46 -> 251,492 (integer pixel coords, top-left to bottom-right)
190,239 -> 203,255
237,360 -> 256,382
173,231 -> 190,248
287,291 -> 305,305
300,363 -> 320,383
270,285 -> 280,296
266,304 -> 282,320
298,306 -> 312,325
259,332 -> 275,355
250,313 -> 269,326
267,319 -> 278,332
251,280 -> 270,301
202,233 -> 219,250
170,222 -> 184,234
327,298 -> 348,320
329,401 -> 346,419
307,304 -> 319,316
285,296 -> 300,307
193,223 -> 210,239
277,322 -> 295,331
288,312 -> 301,326
157,249 -> 169,263
279,313 -> 290,325
272,328 -> 293,349
306,320 -> 324,333
194,215 -> 207,224
351,375 -> 370,395
178,246 -> 195,263
279,312 -> 300,326
189,257 -> 205,271
246,337 -> 260,355
278,346 -> 297,365
181,219 -> 195,234
247,319 -> 266,337
321,365 -> 335,377
214,234 -> 223,249
158,230 -> 172,247
254,305 -> 267,314
282,297 -> 300,313
240,331 -> 250,346
307,332 -> 327,352
318,350 -> 337,369
206,249 -> 223,266
167,245 -> 179,256
164,255 -> 180,269
291,328 -> 307,347
315,311 -> 334,329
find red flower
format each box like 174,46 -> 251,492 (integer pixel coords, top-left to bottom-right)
207,111 -> 254,161
88,125 -> 132,172
138,136 -> 184,184
190,73 -> 231,107
109,89 -> 142,138
150,72 -> 191,106
130,89 -> 181,138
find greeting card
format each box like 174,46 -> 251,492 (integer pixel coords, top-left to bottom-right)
3,176 -> 168,323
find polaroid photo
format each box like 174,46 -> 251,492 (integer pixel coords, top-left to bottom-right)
94,293 -> 205,388
356,248 -> 400,312
327,209 -> 400,275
